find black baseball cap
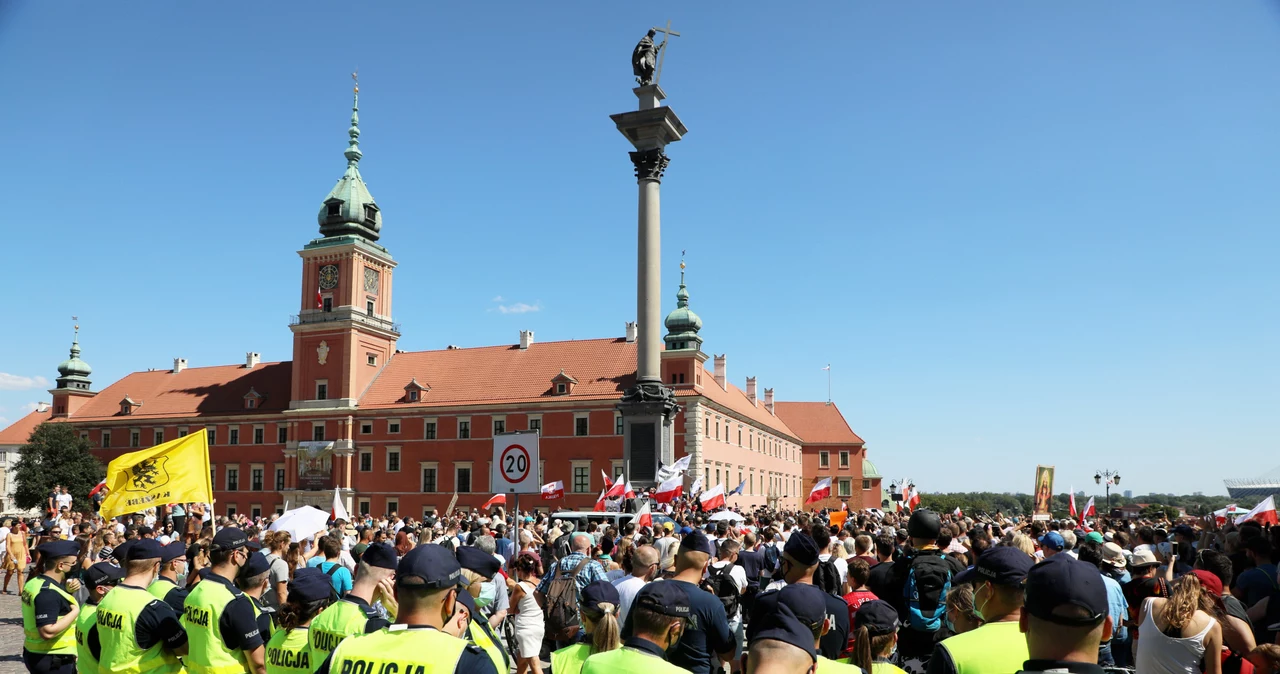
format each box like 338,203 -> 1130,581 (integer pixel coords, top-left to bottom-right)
774,583 -> 828,628
783,532 -> 820,567
954,546 -> 1034,586
855,600 -> 900,637
160,541 -> 186,564
633,581 -> 691,618
240,551 -> 271,578
581,580 -> 621,614
84,562 -> 124,587
456,546 -> 500,580
751,604 -> 817,662
1025,555 -> 1108,627
36,540 -> 80,559
397,544 -> 463,589
679,530 -> 713,556
360,542 -> 397,570
210,527 -> 248,552
288,568 -> 334,603
124,539 -> 164,562
907,510 -> 942,540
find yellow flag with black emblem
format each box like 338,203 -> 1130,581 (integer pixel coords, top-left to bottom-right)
100,429 -> 213,519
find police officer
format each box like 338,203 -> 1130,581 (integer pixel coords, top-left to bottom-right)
456,546 -> 510,674
147,541 -> 189,613
90,538 -> 187,674
772,583 -> 861,674
745,602 -> 820,674
22,539 -> 81,674
307,542 -> 395,664
551,581 -> 622,674
315,544 -> 496,674
75,562 -> 124,674
236,551 -> 277,641
264,568 -> 333,674
581,582 -> 690,674
181,527 -> 268,674
928,546 -> 1034,674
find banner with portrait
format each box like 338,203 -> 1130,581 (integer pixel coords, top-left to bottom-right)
1033,465 -> 1055,521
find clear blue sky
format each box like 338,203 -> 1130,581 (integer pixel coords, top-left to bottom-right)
1,2 -> 1276,496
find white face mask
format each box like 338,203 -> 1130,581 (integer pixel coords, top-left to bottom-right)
475,581 -> 497,609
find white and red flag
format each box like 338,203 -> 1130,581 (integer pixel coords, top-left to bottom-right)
330,487 -> 350,523
653,474 -> 683,503
593,489 -> 609,512
540,481 -> 564,500
315,289 -> 323,309
1082,496 -> 1096,518
908,488 -> 921,510
624,482 -> 636,499
481,493 -> 506,511
89,480 -> 107,497
1235,496 -> 1278,526
690,476 -> 704,496
635,500 -> 653,528
1069,487 -> 1077,518
604,476 -> 628,500
953,506 -> 962,518
806,477 -> 832,505
700,484 -> 726,511
602,470 -> 614,489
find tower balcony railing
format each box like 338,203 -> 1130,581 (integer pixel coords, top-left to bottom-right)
290,308 -> 401,335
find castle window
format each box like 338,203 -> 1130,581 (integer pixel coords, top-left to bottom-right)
323,297 -> 333,312
556,383 -> 566,394
366,301 -> 375,317
408,390 -> 419,402
327,201 -> 341,216
364,205 -> 377,223
277,427 -> 288,443
367,354 -> 377,366
312,425 -> 325,441
245,398 -> 255,409
361,422 -> 372,434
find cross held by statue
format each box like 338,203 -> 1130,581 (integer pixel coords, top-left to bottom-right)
653,20 -> 679,85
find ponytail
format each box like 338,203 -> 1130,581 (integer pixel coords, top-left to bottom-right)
277,596 -> 332,631
852,625 -> 872,674
585,603 -> 622,655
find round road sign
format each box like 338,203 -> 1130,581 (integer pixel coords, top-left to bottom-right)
499,443 -> 531,484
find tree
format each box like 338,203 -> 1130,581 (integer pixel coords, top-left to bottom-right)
12,423 -> 105,512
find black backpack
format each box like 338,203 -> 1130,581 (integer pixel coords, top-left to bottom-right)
904,552 -> 952,632
813,557 -> 841,596
703,563 -> 742,618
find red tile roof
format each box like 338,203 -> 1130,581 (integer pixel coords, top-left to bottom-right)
773,402 -> 865,445
677,379 -> 798,439
361,338 -> 638,408
67,362 -> 293,421
0,408 -> 54,446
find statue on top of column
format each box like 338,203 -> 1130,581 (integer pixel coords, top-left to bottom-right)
632,29 -> 658,86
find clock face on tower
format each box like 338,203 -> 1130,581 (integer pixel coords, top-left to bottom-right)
364,267 -> 380,294
318,265 -> 339,290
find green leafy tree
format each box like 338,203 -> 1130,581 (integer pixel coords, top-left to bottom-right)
12,423 -> 105,512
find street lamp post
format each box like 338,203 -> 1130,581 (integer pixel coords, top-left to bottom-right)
1094,470 -> 1121,513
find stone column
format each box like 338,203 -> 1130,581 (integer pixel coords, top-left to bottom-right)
612,85 -> 688,489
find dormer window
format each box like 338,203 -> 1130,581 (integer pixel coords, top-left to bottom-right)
403,378 -> 430,403
326,201 -> 341,217
364,204 -> 378,223
550,370 -> 578,396
243,387 -> 264,410
119,396 -> 141,416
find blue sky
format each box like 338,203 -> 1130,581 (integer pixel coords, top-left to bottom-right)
1,2 -> 1276,496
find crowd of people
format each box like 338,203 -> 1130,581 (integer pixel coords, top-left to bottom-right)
10,491 -> 1280,674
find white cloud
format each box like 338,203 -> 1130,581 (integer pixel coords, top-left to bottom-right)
0,417 -> 9,427
495,301 -> 542,314
21,402 -> 40,413
491,295 -> 504,302
0,374 -> 49,391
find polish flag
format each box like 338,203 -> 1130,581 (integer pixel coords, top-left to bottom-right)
605,477 -> 628,500
330,487 -> 350,523
481,493 -> 506,511
700,484 -> 726,511
635,500 -> 653,529
1235,496 -> 1278,526
540,481 -> 564,500
1082,496 -> 1096,518
602,470 -> 614,489
316,289 -> 323,309
653,475 -> 683,503
953,507 -> 962,518
842,501 -> 849,512
1213,504 -> 1239,525
89,480 -> 108,498
1069,488 -> 1077,518
805,477 -> 832,505
624,482 -> 636,499
593,489 -> 609,512
909,488 -> 921,510
690,476 -> 704,496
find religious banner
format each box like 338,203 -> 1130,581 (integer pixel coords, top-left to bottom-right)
1033,465 -> 1055,521
298,441 -> 334,491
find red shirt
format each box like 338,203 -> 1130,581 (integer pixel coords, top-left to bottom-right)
842,589 -> 879,654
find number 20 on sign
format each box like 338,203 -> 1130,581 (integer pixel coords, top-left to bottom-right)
492,431 -> 540,494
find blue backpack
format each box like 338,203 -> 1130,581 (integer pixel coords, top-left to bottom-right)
904,552 -> 952,632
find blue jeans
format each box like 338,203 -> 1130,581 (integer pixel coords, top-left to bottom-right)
1097,641 -> 1114,667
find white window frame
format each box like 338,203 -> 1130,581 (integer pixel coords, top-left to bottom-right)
839,450 -> 849,468
455,461 -> 474,493
420,461 -> 439,493
312,422 -> 325,442
253,425 -> 265,445
315,379 -> 328,400
357,498 -> 371,516
457,417 -> 472,439
819,451 -> 830,468
492,415 -> 506,435
387,419 -> 401,435
250,463 -> 265,491
838,478 -> 852,498
360,422 -> 373,434
386,446 -> 402,473
574,412 -> 589,437
423,417 -> 438,439
571,459 -> 592,493
527,414 -> 542,434
358,450 -> 373,472
153,429 -> 164,445
611,459 -> 624,482
226,467 -> 239,491
274,463 -> 286,491
178,427 -> 188,437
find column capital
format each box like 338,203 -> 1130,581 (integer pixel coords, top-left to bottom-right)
629,148 -> 670,183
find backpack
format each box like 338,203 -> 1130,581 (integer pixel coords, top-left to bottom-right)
703,563 -> 742,618
813,558 -> 841,596
543,559 -> 587,641
904,552 -> 951,632
762,544 -> 781,581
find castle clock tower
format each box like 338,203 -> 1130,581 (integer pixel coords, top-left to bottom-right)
290,82 -> 398,411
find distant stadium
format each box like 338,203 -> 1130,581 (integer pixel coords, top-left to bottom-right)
1224,465 -> 1280,500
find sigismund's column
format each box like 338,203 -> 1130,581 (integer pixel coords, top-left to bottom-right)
612,29 -> 687,490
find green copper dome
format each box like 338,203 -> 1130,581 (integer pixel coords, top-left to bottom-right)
318,87 -> 382,242
664,267 -> 703,352
55,331 -> 93,391
862,458 -> 881,479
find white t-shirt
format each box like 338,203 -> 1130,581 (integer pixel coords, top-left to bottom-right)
819,553 -> 848,587
614,574 -> 648,625
55,493 -> 73,511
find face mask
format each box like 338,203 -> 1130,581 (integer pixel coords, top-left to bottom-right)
475,581 -> 496,609
973,582 -> 990,622
945,614 -> 956,633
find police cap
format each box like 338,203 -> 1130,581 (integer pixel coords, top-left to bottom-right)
397,543 -> 463,589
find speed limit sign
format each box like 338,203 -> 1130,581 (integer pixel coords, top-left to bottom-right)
492,431 -> 540,494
